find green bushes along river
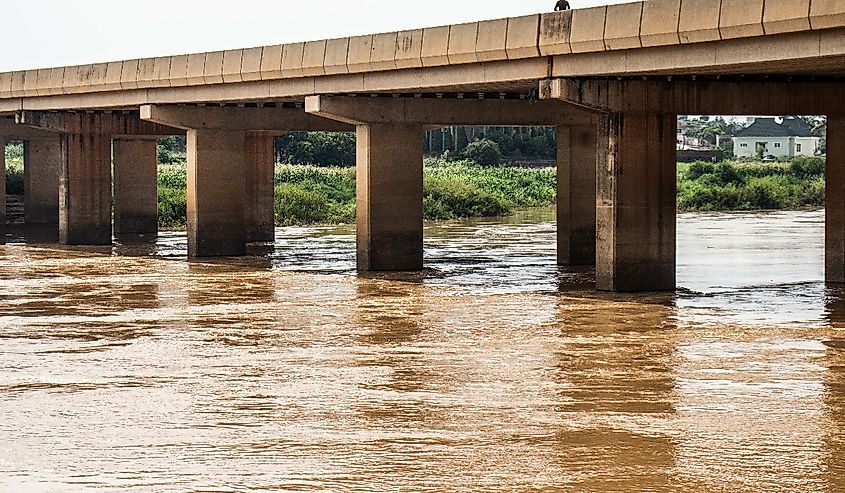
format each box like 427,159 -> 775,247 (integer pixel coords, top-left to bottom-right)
3,150 -> 828,228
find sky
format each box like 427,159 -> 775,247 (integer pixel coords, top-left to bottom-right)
1,0 -> 630,71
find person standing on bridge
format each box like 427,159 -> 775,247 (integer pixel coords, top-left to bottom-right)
554,0 -> 571,11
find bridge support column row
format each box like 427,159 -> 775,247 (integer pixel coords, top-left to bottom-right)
595,112 -> 677,292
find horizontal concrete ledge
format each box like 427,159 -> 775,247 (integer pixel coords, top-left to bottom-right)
305,95 -> 596,126
541,78 -> 845,115
0,117 -> 59,139
17,111 -> 183,136
139,105 -> 354,132
1,0 -> 844,103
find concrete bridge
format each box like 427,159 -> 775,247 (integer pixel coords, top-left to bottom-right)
1,0 -> 844,292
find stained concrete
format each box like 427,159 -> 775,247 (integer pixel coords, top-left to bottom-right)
113,138 -> 158,235
59,133 -> 113,245
244,134 -> 275,243
827,116 -> 845,283
187,129 -> 246,257
24,137 -> 62,225
557,125 -> 597,266
595,112 -> 677,292
356,123 -> 424,271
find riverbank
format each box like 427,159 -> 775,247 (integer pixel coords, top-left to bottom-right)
4,157 -> 827,227
158,159 -> 556,228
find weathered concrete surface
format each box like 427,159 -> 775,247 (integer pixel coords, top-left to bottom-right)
244,134 -> 275,243
304,96 -> 594,126
557,125 -> 596,266
604,2 -> 643,50
113,138 -> 158,235
542,79 -> 845,115
506,15 -> 541,59
719,0 -> 765,40
539,10 -> 573,56
595,112 -> 676,292
448,22 -> 480,64
811,0 -> 845,30
0,138 -> 5,229
569,6 -> 607,53
763,0 -> 811,35
187,129 -> 246,257
356,123 -> 423,271
640,0 -> 681,47
476,19 -> 508,62
24,137 -> 62,224
59,133 -> 112,245
140,105 -> 353,132
827,116 -> 845,283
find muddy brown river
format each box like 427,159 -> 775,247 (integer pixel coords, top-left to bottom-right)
1,209 -> 844,492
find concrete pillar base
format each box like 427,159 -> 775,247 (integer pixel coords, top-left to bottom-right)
245,134 -> 275,243
596,113 -> 676,292
827,116 -> 845,283
557,125 -> 597,266
24,137 -> 62,225
1,138 -> 6,233
114,139 -> 158,235
59,133 -> 112,245
187,129 -> 246,257
357,123 -> 423,271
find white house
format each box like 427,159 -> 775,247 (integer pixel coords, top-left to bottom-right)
732,117 -> 820,158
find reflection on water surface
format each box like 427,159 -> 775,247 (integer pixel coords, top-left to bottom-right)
1,208 -> 844,492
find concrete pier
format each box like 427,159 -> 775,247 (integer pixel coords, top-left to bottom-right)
557,125 -> 597,266
1,138 -> 6,230
23,137 -> 62,225
244,134 -> 275,243
60,133 -> 113,245
827,116 -> 845,283
357,123 -> 424,271
595,113 -> 677,292
187,129 -> 246,257
113,138 -> 158,235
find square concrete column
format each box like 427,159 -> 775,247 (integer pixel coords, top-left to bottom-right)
1,137 -> 6,230
596,113 -> 677,292
356,123 -> 424,271
24,137 -> 62,225
113,138 -> 158,235
827,116 -> 845,283
187,129 -> 246,257
557,125 -> 597,266
244,134 -> 276,243
59,133 -> 113,245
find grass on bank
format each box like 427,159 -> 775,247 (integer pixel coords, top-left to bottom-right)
5,155 -> 827,228
155,159 -> 556,228
677,157 -> 825,211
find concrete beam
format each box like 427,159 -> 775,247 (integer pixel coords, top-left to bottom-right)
17,111 -> 182,137
139,105 -> 354,132
305,96 -> 594,126
0,117 -> 58,139
541,78 -> 845,115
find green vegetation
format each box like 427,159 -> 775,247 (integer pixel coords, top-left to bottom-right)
678,157 -> 825,211
154,159 -> 557,228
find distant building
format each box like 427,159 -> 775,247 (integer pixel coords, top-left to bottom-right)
732,117 -> 820,158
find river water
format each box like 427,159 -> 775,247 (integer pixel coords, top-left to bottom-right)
1,209 -> 844,492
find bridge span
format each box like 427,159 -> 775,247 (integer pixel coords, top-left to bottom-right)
1,0 -> 844,292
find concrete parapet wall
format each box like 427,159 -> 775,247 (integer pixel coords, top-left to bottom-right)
0,0 -> 844,101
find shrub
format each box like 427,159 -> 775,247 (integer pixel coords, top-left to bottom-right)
463,139 -> 502,167
5,160 -> 24,195
789,156 -> 825,178
157,187 -> 187,228
423,175 -> 512,220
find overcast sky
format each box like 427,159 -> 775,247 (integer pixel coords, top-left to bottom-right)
2,0 -> 629,71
